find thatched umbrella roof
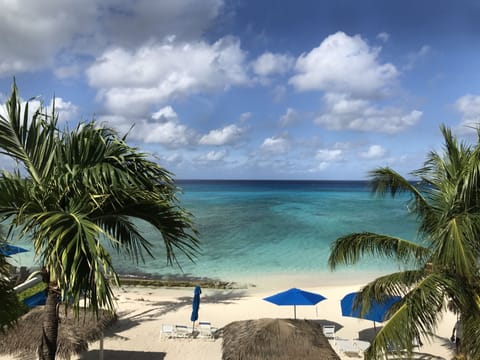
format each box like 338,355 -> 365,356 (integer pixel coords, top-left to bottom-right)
0,306 -> 117,359
222,318 -> 340,360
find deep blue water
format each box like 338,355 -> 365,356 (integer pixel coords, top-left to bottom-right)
13,180 -> 419,282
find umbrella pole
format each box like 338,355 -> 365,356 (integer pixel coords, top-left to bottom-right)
99,331 -> 104,360
294,305 -> 296,320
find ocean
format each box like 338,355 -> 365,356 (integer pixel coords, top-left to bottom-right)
12,180 -> 418,283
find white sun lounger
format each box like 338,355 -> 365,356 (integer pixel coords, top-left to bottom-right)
160,324 -> 194,339
175,324 -> 193,338
322,325 -> 336,339
334,339 -> 370,357
160,324 -> 175,339
198,321 -> 215,340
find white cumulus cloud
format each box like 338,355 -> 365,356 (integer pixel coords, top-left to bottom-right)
0,0 -> 97,76
1,96 -> 78,127
86,36 -> 249,115
260,136 -> 291,154
315,93 -> 422,133
314,148 -> 345,171
316,148 -> 344,162
360,145 -> 386,159
198,150 -> 227,162
0,0 -> 224,76
152,106 -> 178,121
252,52 -> 294,77
199,124 -> 246,145
289,31 -> 398,98
99,106 -> 197,147
142,106 -> 196,146
454,94 -> 480,134
48,98 -> 79,123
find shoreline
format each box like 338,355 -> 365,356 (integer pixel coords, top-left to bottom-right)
1,270 -> 456,360
116,268 -> 394,292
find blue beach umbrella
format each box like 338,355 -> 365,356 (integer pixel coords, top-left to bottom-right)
263,287 -> 327,319
191,286 -> 201,331
341,292 -> 401,329
0,244 -> 28,257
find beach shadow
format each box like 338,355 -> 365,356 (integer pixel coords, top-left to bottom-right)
358,326 -> 382,341
103,290 -> 248,336
201,290 -> 247,304
358,330 -> 450,360
80,350 -> 166,359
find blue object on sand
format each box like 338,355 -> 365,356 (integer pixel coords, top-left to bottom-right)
191,285 -> 201,323
263,287 -> 327,319
340,292 -> 401,323
0,244 -> 28,257
23,291 -> 47,308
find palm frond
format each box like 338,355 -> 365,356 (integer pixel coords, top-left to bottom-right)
25,210 -> 117,314
328,232 -> 429,270
356,270 -> 426,302
430,213 -> 479,279
0,81 -> 57,183
364,273 -> 451,359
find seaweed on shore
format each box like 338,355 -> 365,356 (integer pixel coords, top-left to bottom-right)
114,274 -> 253,289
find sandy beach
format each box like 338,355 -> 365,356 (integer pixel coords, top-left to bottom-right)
1,272 -> 454,360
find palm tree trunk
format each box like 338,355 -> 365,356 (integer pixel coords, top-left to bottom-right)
38,285 -> 59,360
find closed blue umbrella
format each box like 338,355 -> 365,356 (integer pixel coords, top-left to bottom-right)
263,288 -> 326,319
341,292 -> 401,329
191,286 -> 201,331
0,244 -> 28,257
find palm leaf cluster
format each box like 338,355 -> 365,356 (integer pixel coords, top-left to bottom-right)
0,82 -> 199,359
328,126 -> 480,359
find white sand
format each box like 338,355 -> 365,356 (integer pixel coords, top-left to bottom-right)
1,272 -> 457,360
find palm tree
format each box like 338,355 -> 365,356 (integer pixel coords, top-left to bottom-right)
328,126 -> 480,359
0,81 -> 199,359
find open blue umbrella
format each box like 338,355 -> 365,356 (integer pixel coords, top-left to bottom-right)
263,287 -> 327,319
190,286 -> 201,332
341,292 -> 401,329
0,244 -> 28,257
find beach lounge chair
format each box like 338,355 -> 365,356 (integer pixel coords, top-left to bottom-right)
334,339 -> 369,357
355,339 -> 370,352
175,325 -> 192,338
198,321 -> 214,340
322,325 -> 336,339
335,339 -> 357,353
160,324 -> 175,339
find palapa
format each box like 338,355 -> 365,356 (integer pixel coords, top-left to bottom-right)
0,306 -> 116,359
222,318 -> 340,360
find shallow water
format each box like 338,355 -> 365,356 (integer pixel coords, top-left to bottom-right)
11,180 -> 419,283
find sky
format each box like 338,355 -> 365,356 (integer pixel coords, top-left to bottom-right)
1,0 -> 480,180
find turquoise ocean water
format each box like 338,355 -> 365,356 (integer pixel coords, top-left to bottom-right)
13,180 -> 419,283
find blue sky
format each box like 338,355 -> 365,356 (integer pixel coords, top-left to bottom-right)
1,0 -> 480,180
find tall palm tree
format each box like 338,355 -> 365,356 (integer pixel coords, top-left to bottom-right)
328,126 -> 480,359
0,82 -> 199,359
